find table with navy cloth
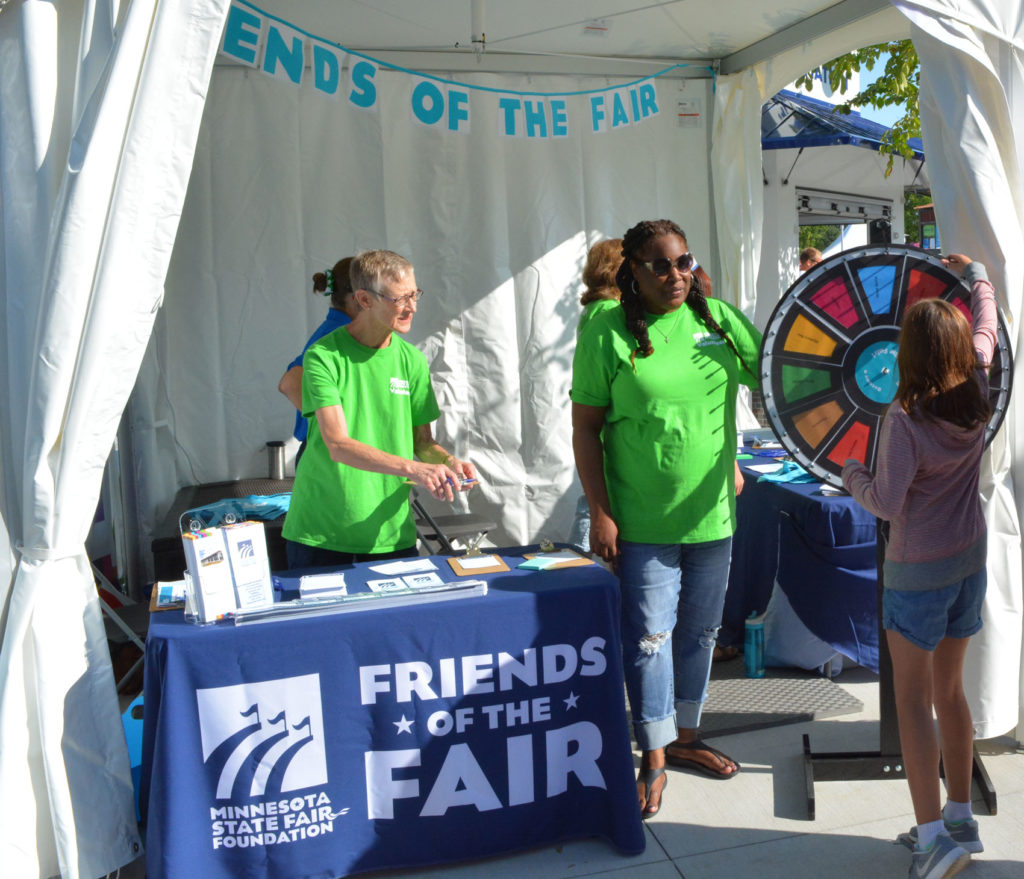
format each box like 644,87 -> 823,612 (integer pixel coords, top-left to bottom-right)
139,548 -> 645,879
721,453 -> 879,665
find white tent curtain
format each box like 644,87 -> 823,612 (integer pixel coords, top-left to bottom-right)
892,0 -> 1024,739
1,0 -> 1021,873
130,66 -> 717,561
710,66 -> 766,315
710,0 -> 1024,739
0,1 -> 230,876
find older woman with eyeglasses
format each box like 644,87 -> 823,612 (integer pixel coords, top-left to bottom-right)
283,249 -> 477,569
571,219 -> 762,819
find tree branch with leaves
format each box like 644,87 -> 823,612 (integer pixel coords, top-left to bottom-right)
796,40 -> 920,177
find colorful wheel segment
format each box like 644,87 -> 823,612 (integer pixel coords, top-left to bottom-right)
759,245 -> 1013,488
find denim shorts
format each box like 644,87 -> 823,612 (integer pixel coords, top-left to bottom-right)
882,567 -> 987,651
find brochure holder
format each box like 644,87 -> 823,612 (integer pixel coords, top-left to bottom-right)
179,513 -> 275,623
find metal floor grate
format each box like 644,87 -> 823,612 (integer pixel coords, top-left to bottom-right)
699,657 -> 864,737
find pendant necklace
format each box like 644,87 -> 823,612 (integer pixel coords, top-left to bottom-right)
652,309 -> 682,345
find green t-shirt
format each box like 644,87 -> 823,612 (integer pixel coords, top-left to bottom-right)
570,299 -> 762,544
282,329 -> 441,554
577,298 -> 620,336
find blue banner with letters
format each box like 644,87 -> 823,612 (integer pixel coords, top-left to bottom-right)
141,552 -> 644,878
219,0 -> 677,140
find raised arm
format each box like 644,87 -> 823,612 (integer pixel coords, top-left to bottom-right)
944,254 -> 997,367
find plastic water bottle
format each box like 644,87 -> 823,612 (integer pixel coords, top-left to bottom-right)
744,611 -> 766,678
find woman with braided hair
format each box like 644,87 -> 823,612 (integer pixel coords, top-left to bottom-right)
571,219 -> 762,819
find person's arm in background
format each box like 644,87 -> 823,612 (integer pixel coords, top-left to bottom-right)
278,365 -> 303,410
572,402 -> 618,565
280,308 -> 352,413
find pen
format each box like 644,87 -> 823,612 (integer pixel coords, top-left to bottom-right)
403,477 -> 478,488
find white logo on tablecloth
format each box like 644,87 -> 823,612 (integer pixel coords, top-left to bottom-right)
197,674 -> 347,851
197,673 -> 327,799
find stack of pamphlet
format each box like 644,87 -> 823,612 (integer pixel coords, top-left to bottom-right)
233,578 -> 488,625
181,520 -> 275,622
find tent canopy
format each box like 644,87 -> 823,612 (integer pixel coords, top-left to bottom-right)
242,0 -> 894,75
757,88 -> 929,324
763,88 -> 925,159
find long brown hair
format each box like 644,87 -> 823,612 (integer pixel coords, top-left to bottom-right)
580,238 -> 623,306
615,219 -> 752,375
895,298 -> 991,429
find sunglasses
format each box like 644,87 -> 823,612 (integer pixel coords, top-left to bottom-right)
638,253 -> 694,277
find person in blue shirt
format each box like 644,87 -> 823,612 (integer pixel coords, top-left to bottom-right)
278,257 -> 361,459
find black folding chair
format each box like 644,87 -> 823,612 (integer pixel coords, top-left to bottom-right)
410,491 -> 497,555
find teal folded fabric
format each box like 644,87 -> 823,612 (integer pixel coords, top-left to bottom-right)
182,493 -> 292,529
756,460 -> 818,484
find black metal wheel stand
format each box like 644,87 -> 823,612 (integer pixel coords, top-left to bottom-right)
801,520 -> 998,819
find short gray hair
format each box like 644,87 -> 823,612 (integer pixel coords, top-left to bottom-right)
350,250 -> 413,293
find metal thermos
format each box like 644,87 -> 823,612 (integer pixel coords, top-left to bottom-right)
267,441 -> 285,480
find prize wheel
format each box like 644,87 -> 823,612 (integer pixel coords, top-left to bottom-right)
759,244 -> 1013,488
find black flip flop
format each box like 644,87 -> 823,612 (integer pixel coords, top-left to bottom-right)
637,765 -> 667,820
665,739 -> 740,780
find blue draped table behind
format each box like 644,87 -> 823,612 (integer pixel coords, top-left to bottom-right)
140,548 -> 644,879
722,455 -> 879,664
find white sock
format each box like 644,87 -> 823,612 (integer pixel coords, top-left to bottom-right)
943,800 -> 973,823
916,819 -> 946,850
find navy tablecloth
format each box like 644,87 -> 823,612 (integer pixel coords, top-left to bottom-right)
140,549 -> 645,879
722,455 -> 878,649
774,513 -> 880,673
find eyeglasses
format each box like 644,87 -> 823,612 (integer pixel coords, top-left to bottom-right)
371,288 -> 424,308
638,253 -> 694,277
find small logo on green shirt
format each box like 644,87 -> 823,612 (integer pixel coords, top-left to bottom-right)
694,332 -> 724,348
389,377 -> 410,395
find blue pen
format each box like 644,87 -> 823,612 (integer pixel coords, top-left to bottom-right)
404,477 -> 478,488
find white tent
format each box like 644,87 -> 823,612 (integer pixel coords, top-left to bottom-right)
822,222 -> 871,259
758,88 -> 928,326
1,1 -> 1022,876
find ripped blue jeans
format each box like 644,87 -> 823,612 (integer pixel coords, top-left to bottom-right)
618,536 -> 733,751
